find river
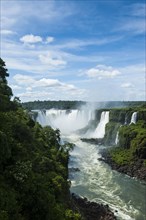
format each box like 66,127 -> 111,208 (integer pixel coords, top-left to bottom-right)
36,109 -> 146,220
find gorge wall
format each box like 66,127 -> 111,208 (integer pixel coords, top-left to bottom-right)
33,106 -> 146,177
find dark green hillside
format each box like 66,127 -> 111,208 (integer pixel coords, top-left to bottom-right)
0,58 -> 81,220
111,120 -> 146,165
103,106 -> 146,180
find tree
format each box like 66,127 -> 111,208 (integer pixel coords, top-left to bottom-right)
0,58 -> 13,110
0,58 -> 13,99
0,58 -> 9,83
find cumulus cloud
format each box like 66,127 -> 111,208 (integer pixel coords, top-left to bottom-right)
35,78 -> 62,88
13,74 -> 35,85
12,74 -> 86,101
20,34 -> 42,43
46,36 -> 54,43
20,34 -> 55,45
121,83 -> 134,88
13,74 -> 83,92
39,53 -> 67,67
85,64 -> 121,79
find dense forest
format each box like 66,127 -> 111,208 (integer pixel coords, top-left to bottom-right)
22,100 -> 86,110
100,107 -> 146,180
22,100 -> 145,111
0,58 -> 82,220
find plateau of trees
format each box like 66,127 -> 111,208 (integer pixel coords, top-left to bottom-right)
22,100 -> 86,110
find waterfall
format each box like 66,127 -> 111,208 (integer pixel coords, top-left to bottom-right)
130,112 -> 137,124
35,109 -> 94,135
91,111 -> 109,138
115,131 -> 119,145
35,110 -> 47,126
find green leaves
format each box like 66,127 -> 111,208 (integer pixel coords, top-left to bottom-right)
0,59 -> 82,220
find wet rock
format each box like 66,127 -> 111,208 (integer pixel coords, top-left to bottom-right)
69,167 -> 80,172
81,138 -> 104,145
71,193 -> 117,220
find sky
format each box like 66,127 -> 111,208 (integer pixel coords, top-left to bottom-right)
1,0 -> 146,102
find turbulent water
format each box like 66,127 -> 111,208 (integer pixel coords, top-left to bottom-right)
35,109 -> 146,220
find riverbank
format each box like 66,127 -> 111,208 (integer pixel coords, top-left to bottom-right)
71,193 -> 117,220
100,150 -> 146,181
80,138 -> 146,181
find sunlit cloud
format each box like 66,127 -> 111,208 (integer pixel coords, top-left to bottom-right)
84,65 -> 121,79
39,53 -> 67,67
46,36 -> 54,43
20,34 -> 42,44
1,0 -> 145,101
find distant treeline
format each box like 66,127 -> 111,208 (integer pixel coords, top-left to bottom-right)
22,100 -> 145,110
22,100 -> 86,110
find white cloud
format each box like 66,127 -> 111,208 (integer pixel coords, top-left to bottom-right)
10,84 -> 22,90
35,78 -> 62,88
12,74 -> 86,101
13,74 -> 84,93
26,87 -> 32,92
13,74 -> 35,85
121,83 -> 134,88
120,64 -> 145,75
46,36 -> 54,43
84,64 -> 121,79
119,19 -> 145,34
20,34 -> 42,44
129,3 -> 146,17
39,53 -> 67,67
17,91 -> 53,101
1,29 -> 16,35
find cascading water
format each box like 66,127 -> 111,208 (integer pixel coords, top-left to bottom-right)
33,110 -> 47,126
90,111 -> 109,138
115,131 -> 119,145
69,139 -> 146,220
36,109 -> 95,135
34,108 -> 146,220
130,112 -> 137,124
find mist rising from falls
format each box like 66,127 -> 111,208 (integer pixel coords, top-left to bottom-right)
35,108 -> 95,135
35,109 -> 109,139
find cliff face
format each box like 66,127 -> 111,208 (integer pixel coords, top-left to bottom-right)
103,108 -> 146,146
101,107 -> 146,180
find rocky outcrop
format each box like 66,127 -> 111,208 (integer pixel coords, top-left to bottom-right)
81,138 -> 104,145
71,193 -> 117,220
100,151 -> 146,181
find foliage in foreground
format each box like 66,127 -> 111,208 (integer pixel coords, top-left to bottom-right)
0,58 -> 81,220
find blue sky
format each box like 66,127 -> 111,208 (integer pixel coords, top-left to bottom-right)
1,0 -> 145,102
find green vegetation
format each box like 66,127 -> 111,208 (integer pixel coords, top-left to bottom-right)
0,58 -> 81,220
104,122 -> 121,145
109,148 -> 134,165
22,100 -> 86,110
109,120 -> 146,165
102,104 -> 146,167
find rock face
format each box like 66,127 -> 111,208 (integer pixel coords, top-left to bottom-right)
71,193 -> 117,220
81,138 -> 104,145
